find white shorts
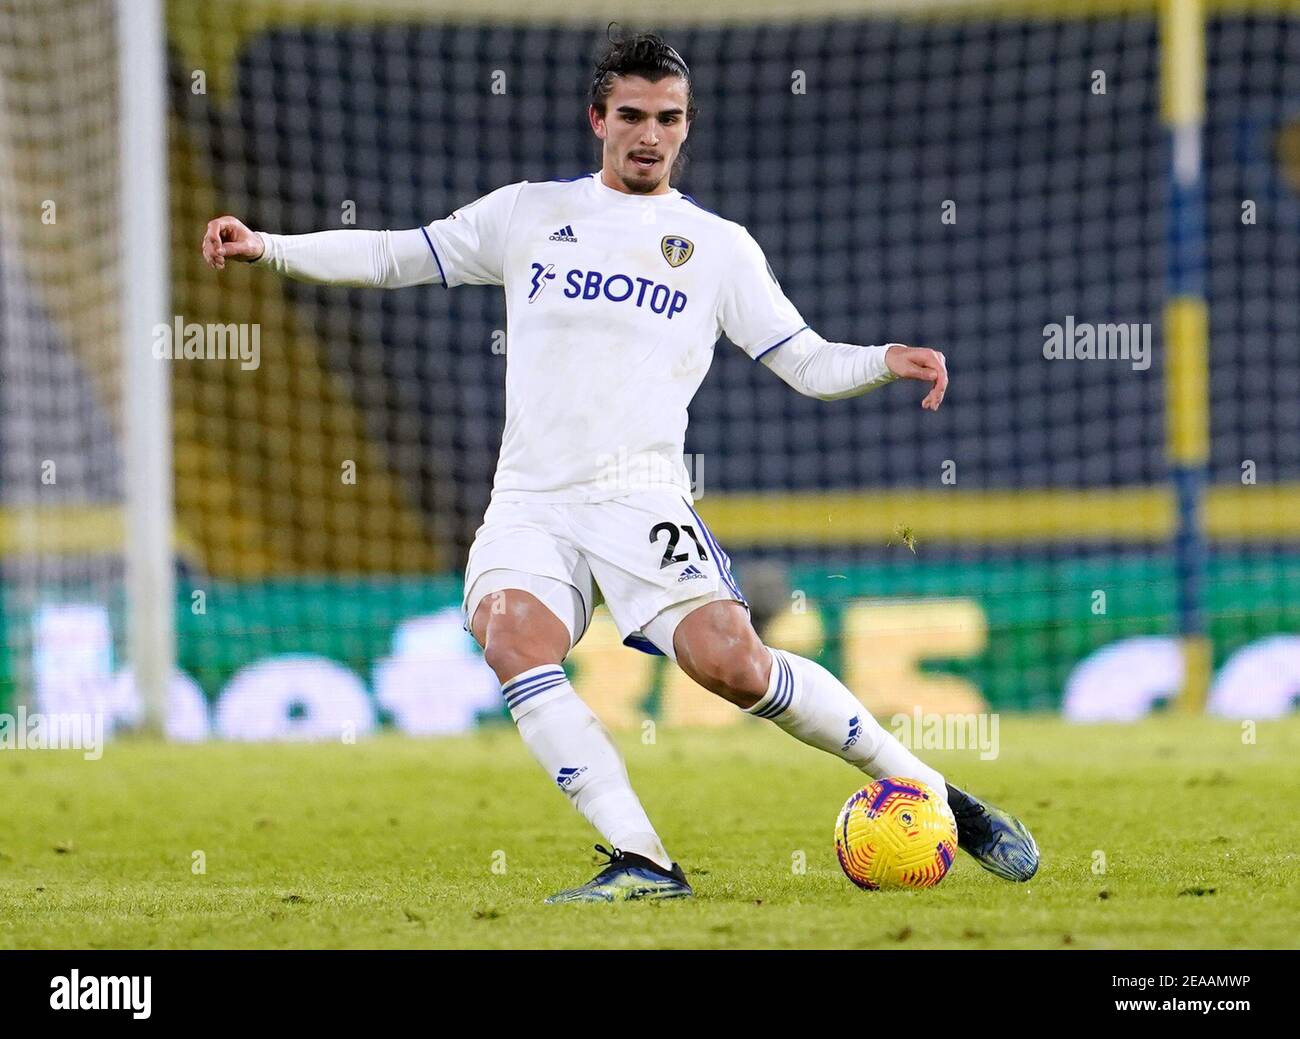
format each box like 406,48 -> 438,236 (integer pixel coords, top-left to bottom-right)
461,489 -> 748,662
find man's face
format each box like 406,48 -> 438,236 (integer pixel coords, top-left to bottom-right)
590,74 -> 691,194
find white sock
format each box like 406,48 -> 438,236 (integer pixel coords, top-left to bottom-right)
747,648 -> 948,804
502,664 -> 673,870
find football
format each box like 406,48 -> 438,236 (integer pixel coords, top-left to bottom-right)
834,778 -> 959,890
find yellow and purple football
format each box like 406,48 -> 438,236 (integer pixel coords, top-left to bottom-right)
834,777 -> 958,890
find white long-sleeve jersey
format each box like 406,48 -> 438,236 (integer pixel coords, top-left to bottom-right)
254,172 -> 897,502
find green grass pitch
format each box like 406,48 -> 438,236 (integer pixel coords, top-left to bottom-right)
1,716 -> 1297,949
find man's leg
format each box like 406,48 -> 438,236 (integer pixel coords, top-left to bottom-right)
667,598 -> 1038,880
469,582 -> 673,870
669,599 -> 948,797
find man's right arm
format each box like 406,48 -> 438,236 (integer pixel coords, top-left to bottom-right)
201,216 -> 441,289
201,183 -> 524,290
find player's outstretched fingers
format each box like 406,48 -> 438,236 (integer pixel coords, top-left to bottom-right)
921,350 -> 948,411
886,346 -> 948,411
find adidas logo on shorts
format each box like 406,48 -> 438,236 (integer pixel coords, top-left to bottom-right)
677,564 -> 707,583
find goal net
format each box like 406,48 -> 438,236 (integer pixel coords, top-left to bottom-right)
3,0 -> 1298,738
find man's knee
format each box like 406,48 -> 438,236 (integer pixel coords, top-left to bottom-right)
673,601 -> 772,708
471,589 -> 569,679
702,649 -> 771,708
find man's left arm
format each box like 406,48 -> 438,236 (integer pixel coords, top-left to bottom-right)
717,226 -> 948,411
761,330 -> 949,411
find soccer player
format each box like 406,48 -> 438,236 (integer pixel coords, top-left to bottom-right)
202,31 -> 1038,902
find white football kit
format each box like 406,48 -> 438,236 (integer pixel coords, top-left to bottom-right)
428,172 -> 813,658
255,171 -> 898,660
250,172 -> 970,879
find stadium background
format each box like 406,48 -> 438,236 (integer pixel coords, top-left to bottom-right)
1,0 -> 1298,738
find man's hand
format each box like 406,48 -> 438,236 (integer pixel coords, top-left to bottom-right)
202,215 -> 264,270
885,345 -> 948,411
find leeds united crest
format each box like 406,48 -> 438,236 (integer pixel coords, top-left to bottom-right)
661,235 -> 694,268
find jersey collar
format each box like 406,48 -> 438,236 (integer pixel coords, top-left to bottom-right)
589,171 -> 681,203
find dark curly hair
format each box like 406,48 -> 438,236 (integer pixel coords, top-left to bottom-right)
590,25 -> 697,123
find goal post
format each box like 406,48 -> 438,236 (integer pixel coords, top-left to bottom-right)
1160,0 -> 1211,713
117,0 -> 173,735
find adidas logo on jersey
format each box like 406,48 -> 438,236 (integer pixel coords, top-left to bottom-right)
677,564 -> 707,583
548,224 -> 577,242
